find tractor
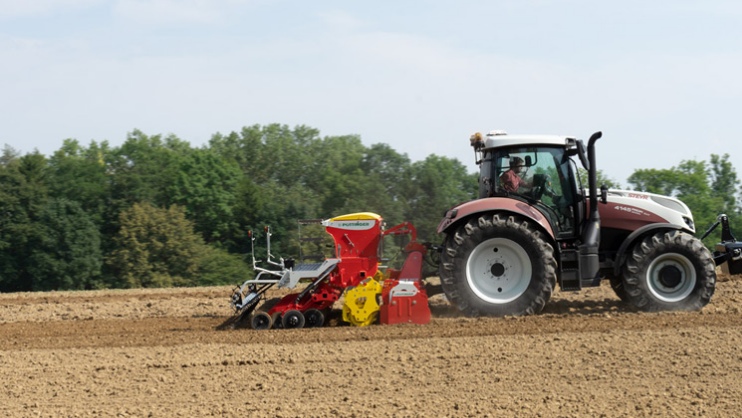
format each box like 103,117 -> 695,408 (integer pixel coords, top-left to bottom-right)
437,130 -> 739,316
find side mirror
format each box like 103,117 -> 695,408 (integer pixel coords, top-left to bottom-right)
576,140 -> 589,170
600,185 -> 608,204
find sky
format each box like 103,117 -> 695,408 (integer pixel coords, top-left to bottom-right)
2,0 -> 741,186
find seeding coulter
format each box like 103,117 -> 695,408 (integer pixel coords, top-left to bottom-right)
228,213 -> 432,329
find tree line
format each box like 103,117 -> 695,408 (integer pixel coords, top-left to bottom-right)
0,124 -> 477,292
1,124 -> 740,292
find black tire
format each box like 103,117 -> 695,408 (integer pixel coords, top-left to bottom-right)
281,310 -> 306,329
439,213 -> 557,316
250,312 -> 273,330
271,312 -> 283,329
606,274 -> 629,302
621,230 -> 716,311
258,298 -> 282,329
304,308 -> 325,328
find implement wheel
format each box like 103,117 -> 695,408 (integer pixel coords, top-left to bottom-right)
439,213 -> 556,317
250,312 -> 273,330
271,312 -> 282,329
282,310 -> 306,329
304,309 -> 325,328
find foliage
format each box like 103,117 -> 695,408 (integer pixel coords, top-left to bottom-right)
47,139 -> 110,226
107,203 -> 206,288
170,148 -> 241,245
27,199 -> 102,291
577,168 -> 622,190
0,151 -> 49,291
196,246 -> 252,286
404,155 -> 478,242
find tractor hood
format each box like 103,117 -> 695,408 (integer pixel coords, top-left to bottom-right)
597,190 -> 696,233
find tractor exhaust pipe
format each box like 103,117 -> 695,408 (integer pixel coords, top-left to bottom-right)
579,131 -> 602,285
587,131 -> 603,214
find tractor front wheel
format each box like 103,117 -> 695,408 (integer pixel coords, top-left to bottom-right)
605,274 -> 628,302
439,214 -> 556,316
621,231 -> 715,311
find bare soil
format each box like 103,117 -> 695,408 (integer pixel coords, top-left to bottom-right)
2,274 -> 742,417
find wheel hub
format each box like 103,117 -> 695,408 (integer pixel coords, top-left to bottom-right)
490,263 -> 505,277
658,265 -> 682,288
647,253 -> 696,303
466,237 -> 531,304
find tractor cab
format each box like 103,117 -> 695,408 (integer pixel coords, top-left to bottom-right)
473,131 -> 586,239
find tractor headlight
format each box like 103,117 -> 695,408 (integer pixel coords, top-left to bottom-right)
683,216 -> 695,231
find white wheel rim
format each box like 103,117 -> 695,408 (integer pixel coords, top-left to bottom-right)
646,253 -> 696,302
466,237 -> 531,304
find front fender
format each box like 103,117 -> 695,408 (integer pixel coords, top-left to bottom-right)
611,223 -> 685,276
437,198 -> 555,240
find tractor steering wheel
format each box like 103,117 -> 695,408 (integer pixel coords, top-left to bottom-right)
530,174 -> 547,200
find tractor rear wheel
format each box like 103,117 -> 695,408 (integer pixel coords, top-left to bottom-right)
621,230 -> 715,311
439,214 -> 556,316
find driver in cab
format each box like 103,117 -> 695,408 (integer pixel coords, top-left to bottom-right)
500,157 -> 532,193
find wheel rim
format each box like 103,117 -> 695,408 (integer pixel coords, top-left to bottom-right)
646,253 -> 696,302
466,237 -> 532,304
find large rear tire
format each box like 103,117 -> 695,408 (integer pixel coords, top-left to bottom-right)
439,214 -> 556,316
622,231 -> 715,311
606,274 -> 628,302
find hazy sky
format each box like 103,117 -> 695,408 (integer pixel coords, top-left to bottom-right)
2,0 -> 741,185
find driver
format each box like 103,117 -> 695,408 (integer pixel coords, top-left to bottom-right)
500,157 -> 532,193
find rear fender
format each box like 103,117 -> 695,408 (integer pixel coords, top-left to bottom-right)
437,198 -> 555,240
611,223 -> 685,276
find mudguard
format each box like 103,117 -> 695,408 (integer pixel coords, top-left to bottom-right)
611,223 -> 685,277
437,197 -> 555,240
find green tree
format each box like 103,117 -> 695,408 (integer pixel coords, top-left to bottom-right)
708,154 -> 741,214
107,203 -> 205,288
577,168 -> 622,190
196,246 -> 253,286
210,124 -> 323,254
403,155 -> 478,242
47,139 -> 110,226
106,130 -> 183,210
170,148 -> 241,245
357,143 -> 412,225
27,199 -> 102,291
0,151 -> 50,291
304,134 -> 367,216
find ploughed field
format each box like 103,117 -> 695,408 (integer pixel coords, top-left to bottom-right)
2,274 -> 742,417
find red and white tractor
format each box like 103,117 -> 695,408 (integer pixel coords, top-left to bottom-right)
437,130 -> 740,316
